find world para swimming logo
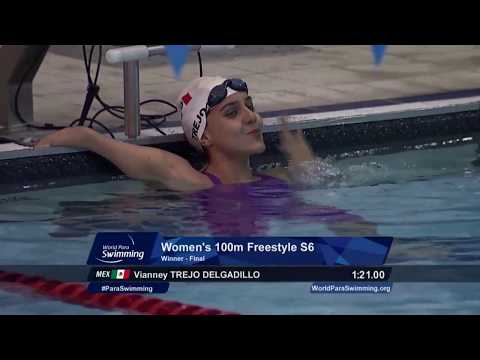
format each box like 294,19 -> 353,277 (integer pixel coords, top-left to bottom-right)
87,233 -> 158,265
97,234 -> 144,264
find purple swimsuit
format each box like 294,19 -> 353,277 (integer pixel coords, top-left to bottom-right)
191,171 -> 364,235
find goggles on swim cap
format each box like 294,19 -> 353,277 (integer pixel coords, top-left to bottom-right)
206,79 -> 249,114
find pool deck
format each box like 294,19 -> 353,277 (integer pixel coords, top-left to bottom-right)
2,45 -> 480,142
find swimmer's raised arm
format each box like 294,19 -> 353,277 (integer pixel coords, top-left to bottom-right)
267,117 -> 319,183
35,127 -> 212,192
278,118 -> 315,166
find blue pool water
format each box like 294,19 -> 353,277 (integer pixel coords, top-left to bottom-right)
1,142 -> 479,314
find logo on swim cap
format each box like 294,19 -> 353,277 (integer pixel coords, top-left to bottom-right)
182,93 -> 192,106
192,107 -> 207,141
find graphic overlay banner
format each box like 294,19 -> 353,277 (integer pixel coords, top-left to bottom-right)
88,266 -> 393,282
86,234 -> 394,295
311,282 -> 393,294
5,265 -> 480,283
87,233 -> 157,265
87,234 -> 393,266
87,282 -> 169,294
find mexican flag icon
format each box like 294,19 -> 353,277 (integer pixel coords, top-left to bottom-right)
111,269 -> 131,280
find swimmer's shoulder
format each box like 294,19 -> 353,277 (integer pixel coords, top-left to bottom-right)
145,169 -> 215,192
257,166 -> 292,183
177,171 -> 216,192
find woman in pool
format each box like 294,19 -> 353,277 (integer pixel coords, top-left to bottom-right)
37,76 -> 308,189
38,76 -> 376,235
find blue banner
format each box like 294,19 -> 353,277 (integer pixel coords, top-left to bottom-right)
372,45 -> 387,65
88,282 -> 169,294
311,282 -> 393,294
165,45 -> 191,79
87,234 -> 393,266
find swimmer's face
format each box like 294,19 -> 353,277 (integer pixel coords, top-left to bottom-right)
202,92 -> 265,156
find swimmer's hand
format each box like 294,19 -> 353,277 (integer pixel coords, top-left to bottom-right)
278,117 -> 345,187
278,117 -> 315,164
35,127 -> 93,149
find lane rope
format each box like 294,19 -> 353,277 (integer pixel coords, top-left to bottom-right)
0,271 -> 238,315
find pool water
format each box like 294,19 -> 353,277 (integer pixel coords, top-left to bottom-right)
1,142 -> 480,314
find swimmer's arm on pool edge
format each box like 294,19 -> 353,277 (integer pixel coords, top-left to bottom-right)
35,127 -> 212,192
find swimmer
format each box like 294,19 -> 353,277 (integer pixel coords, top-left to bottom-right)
38,76 -> 377,236
36,76 -> 315,190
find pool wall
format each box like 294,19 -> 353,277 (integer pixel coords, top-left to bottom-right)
1,92 -> 479,194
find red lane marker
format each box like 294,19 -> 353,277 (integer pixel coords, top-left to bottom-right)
0,271 -> 238,315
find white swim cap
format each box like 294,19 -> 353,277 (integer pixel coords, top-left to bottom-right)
178,76 -> 239,152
